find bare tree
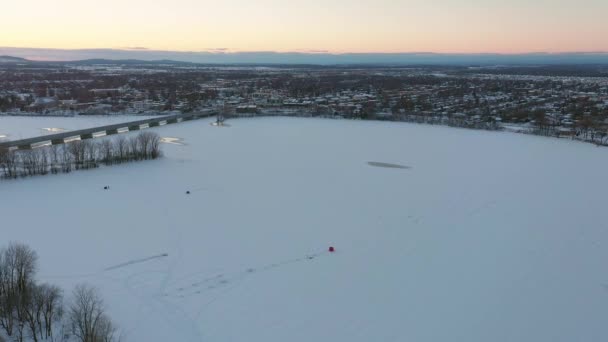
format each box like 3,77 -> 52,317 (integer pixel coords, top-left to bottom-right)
23,283 -> 63,342
68,141 -> 86,170
0,147 -> 7,175
0,247 -> 14,337
3,243 -> 37,302
20,150 -> 37,177
2,131 -> 163,181
128,136 -> 140,161
40,284 -> 63,340
49,145 -> 61,174
147,133 -> 161,159
114,136 -> 127,163
0,244 -> 121,342
0,148 -> 7,179
82,141 -> 98,170
136,133 -> 151,159
151,137 -> 161,159
136,132 -> 161,160
60,144 -> 73,173
23,284 -> 44,342
0,243 -> 38,340
69,284 -> 117,342
34,149 -> 49,176
99,140 -> 114,165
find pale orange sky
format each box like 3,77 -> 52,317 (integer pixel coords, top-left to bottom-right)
1,0 -> 607,53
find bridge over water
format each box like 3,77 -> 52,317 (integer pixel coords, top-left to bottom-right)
0,111 -> 217,151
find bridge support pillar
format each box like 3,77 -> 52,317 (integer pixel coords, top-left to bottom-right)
149,122 -> 160,127
128,125 -> 140,131
51,139 -> 65,145
106,129 -> 119,135
80,133 -> 94,140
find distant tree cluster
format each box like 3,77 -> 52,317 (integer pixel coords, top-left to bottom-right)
390,112 -> 502,131
0,132 -> 162,180
0,242 -> 119,342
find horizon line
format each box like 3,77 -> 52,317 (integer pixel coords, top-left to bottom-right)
3,47 -> 608,56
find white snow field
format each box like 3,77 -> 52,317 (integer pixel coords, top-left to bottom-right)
0,115 -> 156,141
2,117 -> 608,342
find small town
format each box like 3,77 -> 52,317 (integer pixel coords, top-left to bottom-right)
2,60 -> 608,145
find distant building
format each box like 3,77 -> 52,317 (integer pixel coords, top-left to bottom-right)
236,105 -> 258,114
90,88 -> 124,97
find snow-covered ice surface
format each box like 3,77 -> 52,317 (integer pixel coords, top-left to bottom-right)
0,115 -> 156,141
3,117 -> 608,342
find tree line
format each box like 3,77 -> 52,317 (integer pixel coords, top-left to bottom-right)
0,132 -> 162,180
0,242 -> 119,342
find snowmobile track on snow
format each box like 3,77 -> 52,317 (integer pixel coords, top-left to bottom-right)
104,253 -> 170,271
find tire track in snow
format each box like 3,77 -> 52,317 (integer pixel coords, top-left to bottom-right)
43,249 -> 331,340
102,269 -> 205,342
41,253 -> 169,280
164,250 -> 330,299
104,253 -> 169,271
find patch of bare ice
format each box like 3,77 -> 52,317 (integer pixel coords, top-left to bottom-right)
161,137 -> 186,146
367,162 -> 411,169
41,127 -> 66,133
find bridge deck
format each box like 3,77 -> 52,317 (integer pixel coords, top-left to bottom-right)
0,111 -> 216,150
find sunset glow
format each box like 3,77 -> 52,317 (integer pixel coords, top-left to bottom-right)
1,0 -> 607,54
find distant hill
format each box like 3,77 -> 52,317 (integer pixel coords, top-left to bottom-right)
2,48 -> 608,66
0,55 -> 29,63
69,58 -> 194,66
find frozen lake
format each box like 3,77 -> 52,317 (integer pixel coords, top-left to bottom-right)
2,116 -> 608,342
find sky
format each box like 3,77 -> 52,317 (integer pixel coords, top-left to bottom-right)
1,0 -> 607,54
